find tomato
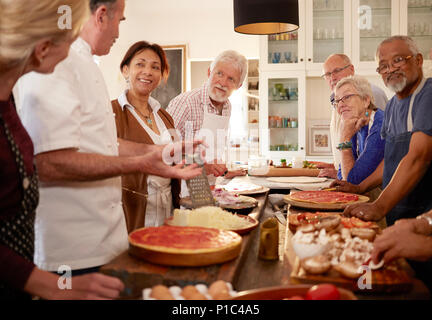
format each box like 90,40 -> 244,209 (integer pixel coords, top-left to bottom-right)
351,217 -> 372,228
305,284 -> 340,300
297,213 -> 306,222
340,217 -> 353,229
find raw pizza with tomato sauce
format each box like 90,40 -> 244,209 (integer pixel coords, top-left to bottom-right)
288,212 -> 379,232
128,225 -> 242,266
284,191 -> 369,210
290,191 -> 359,204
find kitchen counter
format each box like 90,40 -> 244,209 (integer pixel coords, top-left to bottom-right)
100,191 -> 269,299
100,190 -> 430,300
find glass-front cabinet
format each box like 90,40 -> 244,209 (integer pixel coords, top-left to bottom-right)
259,72 -> 306,161
400,0 -> 432,59
260,0 -> 306,71
305,0 -> 351,70
351,0 -> 399,69
260,0 -> 351,72
261,0 -> 430,72
258,0 -> 431,159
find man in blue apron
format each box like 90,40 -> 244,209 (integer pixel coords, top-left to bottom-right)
339,36 -> 432,291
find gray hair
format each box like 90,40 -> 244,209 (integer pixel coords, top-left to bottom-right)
90,0 -> 117,13
375,35 -> 420,60
335,75 -> 375,106
325,53 -> 352,66
210,50 -> 248,86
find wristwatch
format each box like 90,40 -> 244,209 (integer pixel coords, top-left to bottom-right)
416,214 -> 432,235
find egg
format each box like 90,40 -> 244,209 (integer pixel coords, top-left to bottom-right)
181,285 -> 200,299
211,291 -> 232,300
150,284 -> 174,300
186,292 -> 208,300
208,280 -> 229,298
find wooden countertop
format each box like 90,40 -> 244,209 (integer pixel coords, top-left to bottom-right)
100,192 -> 269,299
100,192 -> 430,300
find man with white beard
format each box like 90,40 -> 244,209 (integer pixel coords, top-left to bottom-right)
330,36 -> 432,290
167,50 -> 248,195
332,35 -> 432,223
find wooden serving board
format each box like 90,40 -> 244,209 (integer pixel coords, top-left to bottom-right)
284,194 -> 369,210
249,166 -> 320,177
290,257 -> 413,293
129,240 -> 242,267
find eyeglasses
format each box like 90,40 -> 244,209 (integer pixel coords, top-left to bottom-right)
332,93 -> 360,108
376,55 -> 413,74
321,64 -> 351,79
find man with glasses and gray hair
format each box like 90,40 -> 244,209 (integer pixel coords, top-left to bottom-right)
167,50 -> 248,197
320,54 -> 388,179
331,36 -> 432,291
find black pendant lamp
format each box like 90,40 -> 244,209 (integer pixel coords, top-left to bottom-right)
234,0 -> 299,35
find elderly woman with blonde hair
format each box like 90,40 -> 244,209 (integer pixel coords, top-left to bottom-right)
0,0 -> 124,300
332,75 -> 386,184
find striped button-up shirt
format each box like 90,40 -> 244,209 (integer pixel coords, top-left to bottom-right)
166,83 -> 231,141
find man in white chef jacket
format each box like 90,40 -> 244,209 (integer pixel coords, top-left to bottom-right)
167,50 -> 248,196
15,0 -> 202,276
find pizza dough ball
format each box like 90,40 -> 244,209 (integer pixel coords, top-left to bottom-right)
208,280 -> 229,298
181,285 -> 200,299
150,285 -> 174,300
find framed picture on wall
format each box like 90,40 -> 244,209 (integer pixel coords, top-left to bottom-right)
308,120 -> 332,156
151,44 -> 187,109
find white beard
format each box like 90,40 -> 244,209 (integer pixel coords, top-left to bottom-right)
208,82 -> 228,103
387,77 -> 407,93
386,73 -> 407,93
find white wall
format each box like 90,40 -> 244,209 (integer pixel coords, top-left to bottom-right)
99,0 -> 260,100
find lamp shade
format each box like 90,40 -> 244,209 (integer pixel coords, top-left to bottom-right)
234,0 -> 299,35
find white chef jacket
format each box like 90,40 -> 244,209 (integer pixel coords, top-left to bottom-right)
16,37 -> 128,271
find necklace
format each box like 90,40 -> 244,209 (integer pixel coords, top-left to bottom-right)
135,107 -> 153,126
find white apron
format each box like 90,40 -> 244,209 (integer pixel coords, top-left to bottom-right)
181,105 -> 230,197
126,103 -> 173,227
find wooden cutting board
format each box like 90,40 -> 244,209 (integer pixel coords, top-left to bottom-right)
128,227 -> 242,267
249,166 -> 320,177
129,241 -> 242,267
284,194 -> 370,210
291,257 -> 413,293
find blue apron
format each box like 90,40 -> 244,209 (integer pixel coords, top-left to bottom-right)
382,78 -> 432,293
382,78 -> 432,226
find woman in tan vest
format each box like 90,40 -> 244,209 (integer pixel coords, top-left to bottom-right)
112,41 -> 180,233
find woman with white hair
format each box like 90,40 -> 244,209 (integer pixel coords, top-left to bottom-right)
0,0 -> 124,299
332,75 -> 386,184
